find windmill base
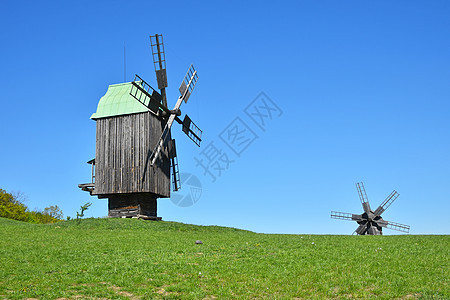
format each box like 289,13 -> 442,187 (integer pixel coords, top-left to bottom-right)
356,229 -> 383,235
107,193 -> 161,220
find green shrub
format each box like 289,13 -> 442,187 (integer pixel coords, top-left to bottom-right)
0,189 -> 62,224
0,189 -> 28,222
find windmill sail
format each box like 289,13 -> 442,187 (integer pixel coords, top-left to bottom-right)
168,139 -> 180,191
377,219 -> 410,233
179,65 -> 198,103
150,33 -> 169,110
182,115 -> 202,147
331,211 -> 363,221
130,75 -> 165,114
150,34 -> 168,90
356,182 -> 371,214
373,191 -> 399,216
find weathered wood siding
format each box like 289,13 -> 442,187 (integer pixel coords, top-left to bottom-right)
94,112 -> 170,197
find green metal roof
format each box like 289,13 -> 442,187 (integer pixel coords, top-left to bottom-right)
91,82 -> 148,119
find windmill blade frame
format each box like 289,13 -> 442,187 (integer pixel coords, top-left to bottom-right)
373,190 -> 399,216
377,219 -> 410,233
331,211 -> 363,221
356,182 -> 372,214
130,75 -> 167,115
179,64 -> 198,103
150,34 -> 168,92
168,139 -> 181,191
150,112 -> 178,166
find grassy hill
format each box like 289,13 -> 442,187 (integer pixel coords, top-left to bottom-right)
0,217 -> 448,299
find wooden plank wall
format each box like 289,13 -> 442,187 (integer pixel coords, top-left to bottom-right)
107,193 -> 158,217
94,112 -> 170,197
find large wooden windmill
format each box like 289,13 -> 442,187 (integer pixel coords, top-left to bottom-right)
331,182 -> 410,235
79,34 -> 202,219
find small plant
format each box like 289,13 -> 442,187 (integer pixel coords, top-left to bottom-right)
76,202 -> 92,223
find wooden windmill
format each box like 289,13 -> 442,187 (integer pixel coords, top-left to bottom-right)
331,182 -> 410,235
79,34 -> 202,219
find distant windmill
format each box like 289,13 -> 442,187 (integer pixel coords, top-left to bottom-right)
79,34 -> 202,219
331,182 -> 410,235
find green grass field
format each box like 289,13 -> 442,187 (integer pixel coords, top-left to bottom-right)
0,217 -> 448,299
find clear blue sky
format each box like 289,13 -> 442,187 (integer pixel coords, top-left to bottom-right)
1,0 -> 449,234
